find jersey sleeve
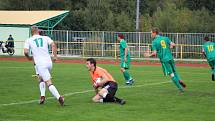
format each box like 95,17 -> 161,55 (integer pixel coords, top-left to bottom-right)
151,41 -> 157,51
45,36 -> 53,44
24,39 -> 29,49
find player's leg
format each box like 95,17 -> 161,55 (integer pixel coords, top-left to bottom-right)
34,64 -> 46,104
161,62 -> 168,76
113,96 -> 126,105
170,60 -> 181,80
209,60 -> 215,81
170,72 -> 183,91
91,92 -> 125,105
120,60 -> 134,85
38,78 -> 45,97
93,88 -> 109,103
126,58 -> 134,84
92,94 -> 103,102
95,82 -> 117,103
163,61 -> 183,91
120,62 -> 129,83
212,60 -> 215,81
170,60 -> 186,88
104,82 -> 126,105
38,65 -> 64,106
121,68 -> 129,84
46,80 -> 64,106
122,69 -> 134,85
39,77 -> 46,104
95,88 -> 108,103
103,82 -> 117,103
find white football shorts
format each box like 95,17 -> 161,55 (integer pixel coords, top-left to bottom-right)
36,63 -> 52,82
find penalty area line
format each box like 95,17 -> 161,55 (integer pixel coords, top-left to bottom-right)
0,81 -> 170,107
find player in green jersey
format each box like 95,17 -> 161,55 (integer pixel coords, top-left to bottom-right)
117,34 -> 134,85
202,36 -> 215,81
144,27 -> 186,92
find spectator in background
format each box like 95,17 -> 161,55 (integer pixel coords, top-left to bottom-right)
6,34 -> 14,48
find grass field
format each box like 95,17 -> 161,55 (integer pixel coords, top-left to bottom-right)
0,60 -> 215,121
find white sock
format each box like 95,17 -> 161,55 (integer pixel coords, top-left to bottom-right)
48,85 -> 60,99
99,99 -> 103,102
102,92 -> 108,98
39,81 -> 46,96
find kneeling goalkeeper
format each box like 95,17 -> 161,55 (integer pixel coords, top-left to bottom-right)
86,58 -> 126,105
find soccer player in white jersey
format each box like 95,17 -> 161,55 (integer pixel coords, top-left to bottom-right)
24,26 -> 64,106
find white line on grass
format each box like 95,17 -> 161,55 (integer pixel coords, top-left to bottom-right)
0,81 -> 170,107
0,67 -> 33,69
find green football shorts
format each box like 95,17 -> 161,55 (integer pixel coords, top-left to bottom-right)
120,61 -> 130,69
208,59 -> 215,73
161,60 -> 176,76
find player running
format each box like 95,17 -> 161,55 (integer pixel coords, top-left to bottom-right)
144,27 -> 186,92
202,36 -> 215,81
24,26 -> 64,106
32,63 -> 46,104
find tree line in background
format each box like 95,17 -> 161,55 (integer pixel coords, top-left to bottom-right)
0,0 -> 215,32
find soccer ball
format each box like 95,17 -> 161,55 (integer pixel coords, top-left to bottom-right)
95,78 -> 102,83
93,78 -> 102,88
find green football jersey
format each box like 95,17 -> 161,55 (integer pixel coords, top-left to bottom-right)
203,41 -> 215,61
119,39 -> 130,59
151,35 -> 173,62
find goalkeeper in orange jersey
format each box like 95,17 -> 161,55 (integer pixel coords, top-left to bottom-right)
86,58 -> 126,105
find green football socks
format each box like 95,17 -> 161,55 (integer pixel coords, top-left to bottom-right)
171,76 -> 183,90
123,70 -> 132,81
174,72 -> 181,81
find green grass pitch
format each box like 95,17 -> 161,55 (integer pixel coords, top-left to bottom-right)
0,60 -> 215,121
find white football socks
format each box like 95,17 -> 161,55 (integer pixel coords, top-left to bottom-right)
39,81 -> 46,96
48,85 -> 60,99
99,99 -> 103,102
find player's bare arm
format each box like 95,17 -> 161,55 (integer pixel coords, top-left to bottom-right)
124,48 -> 128,62
144,50 -> 157,57
202,50 -> 206,58
51,42 -> 58,61
24,48 -> 33,60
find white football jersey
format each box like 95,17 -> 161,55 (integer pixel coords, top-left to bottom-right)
24,35 -> 53,66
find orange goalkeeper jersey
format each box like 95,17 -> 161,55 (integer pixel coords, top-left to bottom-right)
90,66 -> 115,83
